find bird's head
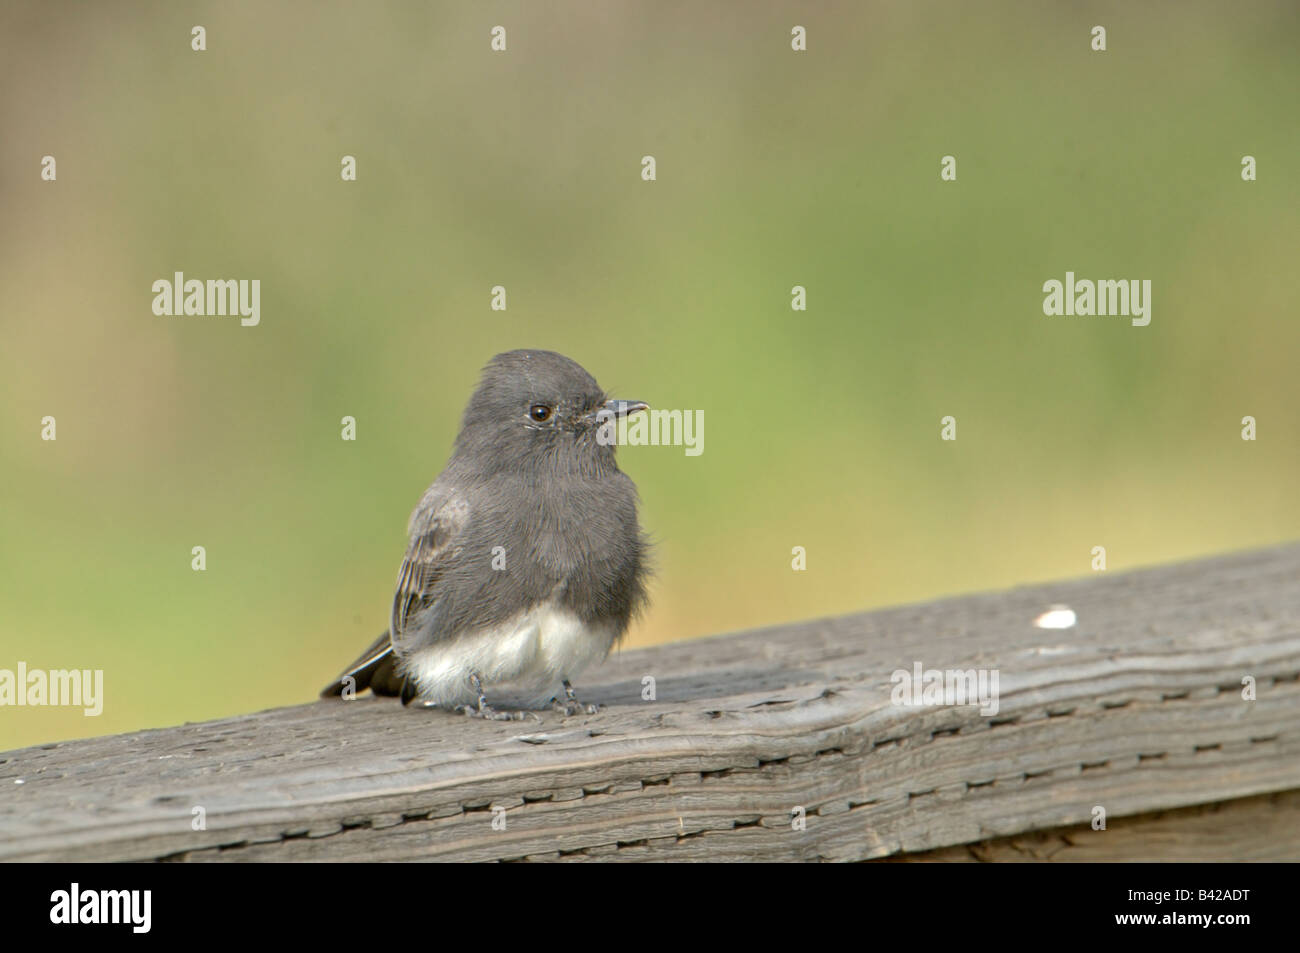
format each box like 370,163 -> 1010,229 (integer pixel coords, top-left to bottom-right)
454,349 -> 647,474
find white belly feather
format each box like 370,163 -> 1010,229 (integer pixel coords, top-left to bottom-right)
401,601 -> 617,708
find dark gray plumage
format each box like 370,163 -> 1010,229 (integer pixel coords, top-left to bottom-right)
321,349 -> 649,717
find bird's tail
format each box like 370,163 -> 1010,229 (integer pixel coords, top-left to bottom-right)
320,630 -> 410,700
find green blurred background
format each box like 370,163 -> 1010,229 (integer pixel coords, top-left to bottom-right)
3,1 -> 1298,750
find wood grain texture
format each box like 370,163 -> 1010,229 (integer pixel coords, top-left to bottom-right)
878,789 -> 1300,862
2,543 -> 1299,862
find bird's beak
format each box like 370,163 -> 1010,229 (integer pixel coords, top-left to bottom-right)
584,399 -> 648,431
604,399 -> 649,418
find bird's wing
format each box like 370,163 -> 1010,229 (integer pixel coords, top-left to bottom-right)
319,629 -> 403,698
390,495 -> 470,650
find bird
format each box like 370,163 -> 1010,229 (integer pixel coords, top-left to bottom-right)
320,349 -> 650,719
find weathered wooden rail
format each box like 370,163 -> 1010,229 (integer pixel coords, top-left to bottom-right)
3,543 -> 1299,862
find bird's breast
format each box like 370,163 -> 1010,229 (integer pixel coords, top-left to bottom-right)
400,600 -> 618,708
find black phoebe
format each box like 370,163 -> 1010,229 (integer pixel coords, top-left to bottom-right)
321,350 -> 650,718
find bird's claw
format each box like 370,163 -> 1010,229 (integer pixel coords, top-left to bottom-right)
455,672 -> 540,721
456,703 -> 534,721
551,680 -> 599,716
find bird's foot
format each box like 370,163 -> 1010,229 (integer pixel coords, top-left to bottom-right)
550,679 -> 599,716
455,703 -> 534,721
457,673 -> 540,721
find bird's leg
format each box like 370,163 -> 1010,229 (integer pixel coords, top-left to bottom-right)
456,673 -> 535,721
551,679 -> 598,716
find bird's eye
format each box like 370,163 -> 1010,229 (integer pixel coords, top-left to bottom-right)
528,404 -> 553,422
